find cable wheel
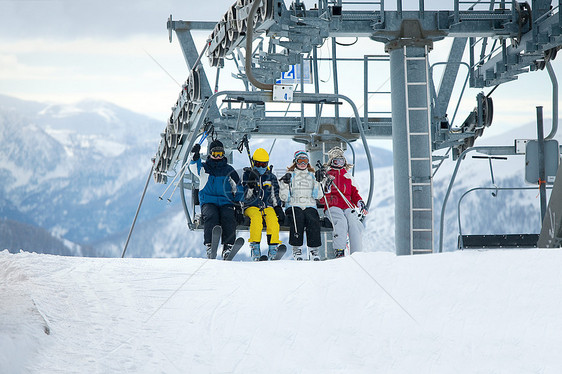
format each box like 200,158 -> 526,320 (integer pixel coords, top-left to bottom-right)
183,77 -> 192,103
483,96 -> 493,127
178,107 -> 187,133
187,70 -> 200,101
155,157 -> 163,173
236,0 -> 248,34
166,129 -> 173,148
237,17 -> 247,34
175,108 -> 184,133
265,0 -> 274,19
227,5 -> 239,41
258,0 -> 267,22
228,5 -> 238,29
162,142 -> 170,159
221,30 -> 232,49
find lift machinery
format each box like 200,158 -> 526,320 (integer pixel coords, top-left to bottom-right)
149,0 -> 562,256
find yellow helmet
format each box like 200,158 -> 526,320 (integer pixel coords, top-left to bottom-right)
252,148 -> 269,162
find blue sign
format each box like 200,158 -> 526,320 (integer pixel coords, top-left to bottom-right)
276,63 -> 312,84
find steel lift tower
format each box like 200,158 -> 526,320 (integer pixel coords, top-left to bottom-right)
147,0 -> 562,256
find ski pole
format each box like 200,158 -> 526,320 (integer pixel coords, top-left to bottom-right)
331,181 -> 365,221
240,134 -> 254,168
315,160 -> 355,211
287,174 -> 299,238
159,156 -> 190,200
315,160 -> 337,237
331,181 -> 356,210
320,180 -> 338,239
167,162 -> 191,202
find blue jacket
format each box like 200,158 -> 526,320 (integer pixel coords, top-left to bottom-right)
189,157 -> 243,206
242,167 -> 281,208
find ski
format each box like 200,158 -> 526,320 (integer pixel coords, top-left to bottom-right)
272,244 -> 287,260
209,225 -> 222,259
224,237 -> 244,261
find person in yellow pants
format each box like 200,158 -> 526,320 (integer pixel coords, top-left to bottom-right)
242,148 -> 285,261
244,206 -> 280,245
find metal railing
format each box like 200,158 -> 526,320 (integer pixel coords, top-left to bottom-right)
456,186 -> 552,249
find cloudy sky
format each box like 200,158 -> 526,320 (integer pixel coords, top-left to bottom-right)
1,0 -> 561,137
0,0 -> 235,119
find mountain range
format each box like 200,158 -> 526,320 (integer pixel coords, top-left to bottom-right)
0,95 -> 167,256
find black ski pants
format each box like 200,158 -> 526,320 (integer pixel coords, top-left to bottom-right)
201,203 -> 237,245
285,207 -> 321,247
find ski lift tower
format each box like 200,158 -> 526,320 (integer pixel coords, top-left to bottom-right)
149,0 -> 562,256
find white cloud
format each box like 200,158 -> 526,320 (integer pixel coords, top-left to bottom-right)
0,54 -> 57,80
0,34 -> 202,119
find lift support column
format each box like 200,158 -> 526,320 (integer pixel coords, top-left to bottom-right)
386,21 -> 434,255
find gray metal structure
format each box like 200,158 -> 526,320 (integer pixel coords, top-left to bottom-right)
150,0 -> 562,255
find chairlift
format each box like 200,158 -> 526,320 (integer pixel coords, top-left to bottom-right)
176,91 -> 375,244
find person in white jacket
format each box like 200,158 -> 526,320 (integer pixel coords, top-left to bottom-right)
279,150 -> 324,261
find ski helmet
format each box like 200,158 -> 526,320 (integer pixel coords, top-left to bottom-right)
327,146 -> 344,160
208,139 -> 225,159
327,146 -> 350,169
252,148 -> 269,163
209,139 -> 224,151
293,150 -> 308,162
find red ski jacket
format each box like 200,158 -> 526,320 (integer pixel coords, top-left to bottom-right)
324,168 -> 363,210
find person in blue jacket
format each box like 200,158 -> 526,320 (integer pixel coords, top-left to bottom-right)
189,139 -> 243,259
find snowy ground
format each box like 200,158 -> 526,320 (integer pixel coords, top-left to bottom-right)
2,248 -> 562,374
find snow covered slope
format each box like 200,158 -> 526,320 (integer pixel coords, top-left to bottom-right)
2,248 -> 562,373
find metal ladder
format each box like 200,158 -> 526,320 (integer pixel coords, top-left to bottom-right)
403,45 -> 434,255
363,54 -> 391,129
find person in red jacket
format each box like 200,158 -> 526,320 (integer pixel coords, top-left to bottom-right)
322,147 -> 368,258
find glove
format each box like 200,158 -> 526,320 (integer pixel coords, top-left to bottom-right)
274,206 -> 285,224
315,168 -> 326,182
323,174 -> 334,192
191,143 -> 201,161
357,200 -> 368,216
245,168 -> 259,188
234,204 -> 245,224
280,172 -> 291,184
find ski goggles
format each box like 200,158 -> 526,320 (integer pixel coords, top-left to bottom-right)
253,160 -> 268,168
210,147 -> 225,158
330,157 -> 346,168
296,157 -> 309,166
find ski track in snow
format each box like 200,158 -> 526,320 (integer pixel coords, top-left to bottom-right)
2,249 -> 562,373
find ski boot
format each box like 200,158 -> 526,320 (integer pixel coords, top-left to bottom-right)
250,242 -> 261,261
292,246 -> 305,261
309,247 -> 321,261
205,243 -> 213,259
334,249 -> 345,258
222,243 -> 232,260
267,244 -> 278,261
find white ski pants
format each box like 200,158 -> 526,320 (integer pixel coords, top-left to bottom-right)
328,207 -> 364,253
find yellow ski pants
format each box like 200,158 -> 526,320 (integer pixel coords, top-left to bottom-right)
244,206 -> 281,244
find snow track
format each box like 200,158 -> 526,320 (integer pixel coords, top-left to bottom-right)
2,249 -> 562,373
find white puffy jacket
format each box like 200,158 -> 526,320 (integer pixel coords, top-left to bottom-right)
279,169 -> 323,209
